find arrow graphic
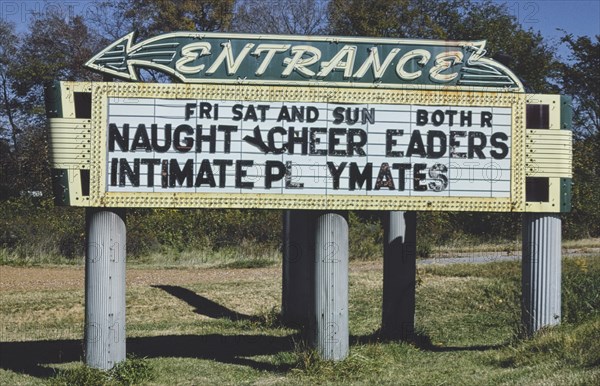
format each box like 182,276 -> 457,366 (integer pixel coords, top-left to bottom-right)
85,32 -> 182,81
85,31 -> 523,91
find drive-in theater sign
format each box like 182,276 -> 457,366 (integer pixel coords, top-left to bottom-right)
47,32 -> 572,212
46,31 -> 573,368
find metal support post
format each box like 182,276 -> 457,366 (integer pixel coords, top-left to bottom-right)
282,210 -> 314,326
84,208 -> 127,369
311,211 -> 349,361
381,211 -> 417,340
522,213 -> 562,335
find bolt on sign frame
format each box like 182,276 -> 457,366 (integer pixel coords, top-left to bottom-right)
46,32 -> 572,212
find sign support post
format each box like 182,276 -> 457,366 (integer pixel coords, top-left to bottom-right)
381,211 -> 417,340
84,208 -> 127,370
311,212 -> 349,361
521,213 -> 562,335
282,210 -> 314,326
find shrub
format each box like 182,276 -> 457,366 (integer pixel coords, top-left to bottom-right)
562,256 -> 600,323
48,356 -> 154,386
349,211 -> 383,260
0,197 -> 84,262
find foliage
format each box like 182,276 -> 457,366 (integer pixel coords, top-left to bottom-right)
0,18 -> 49,199
47,365 -> 109,386
560,35 -> 600,139
562,256 -> 600,323
0,197 -> 282,263
111,0 -> 235,38
329,0 -> 444,38
448,212 -> 521,241
126,208 -> 281,256
564,136 -> 600,238
111,356 -> 155,385
0,197 -> 85,261
348,212 -> 383,260
12,14 -> 103,98
1,14 -> 103,199
0,116 -> 52,199
558,35 -> 600,238
0,20 -> 20,153
327,0 -> 558,93
446,1 -> 558,93
48,356 -> 154,386
233,0 -> 328,34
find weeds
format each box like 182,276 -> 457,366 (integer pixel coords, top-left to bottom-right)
47,356 -> 154,386
495,317 -> 600,368
279,341 -> 384,381
248,306 -> 285,330
563,256 -> 600,323
47,365 -> 108,386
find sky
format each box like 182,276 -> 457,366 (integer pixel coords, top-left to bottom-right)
501,0 -> 600,59
1,0 -> 598,59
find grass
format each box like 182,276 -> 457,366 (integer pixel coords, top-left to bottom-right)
563,238 -> 600,249
494,317 -> 600,368
47,356 -> 154,386
0,244 -> 282,269
131,245 -> 281,269
423,237 -> 600,260
0,255 -> 598,385
0,248 -> 77,267
1,237 -> 597,267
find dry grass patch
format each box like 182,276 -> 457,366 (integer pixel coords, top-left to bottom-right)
1,256 -> 598,385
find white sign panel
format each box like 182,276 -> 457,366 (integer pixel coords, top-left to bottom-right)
106,98 -> 511,198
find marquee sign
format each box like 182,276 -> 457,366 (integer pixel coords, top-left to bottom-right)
46,32 -> 572,212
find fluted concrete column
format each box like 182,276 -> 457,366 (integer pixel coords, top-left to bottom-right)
381,211 -> 417,340
282,210 -> 314,326
522,213 -> 561,335
311,212 -> 349,361
85,208 -> 126,369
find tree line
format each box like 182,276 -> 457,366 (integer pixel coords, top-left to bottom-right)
1,0 -> 598,261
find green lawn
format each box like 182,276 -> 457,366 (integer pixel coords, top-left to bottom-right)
0,255 -> 598,385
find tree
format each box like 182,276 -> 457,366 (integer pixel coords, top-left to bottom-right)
12,14 -> 103,101
560,35 -> 600,238
446,1 -> 558,93
328,0 -> 468,39
233,0 -> 328,35
560,35 -> 600,139
566,137 -> 600,238
0,14 -> 104,198
115,0 -> 235,38
0,20 -> 21,152
327,0 -> 558,93
89,0 -> 234,83
0,20 -> 22,198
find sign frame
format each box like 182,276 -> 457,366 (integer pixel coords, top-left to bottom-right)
47,80 -> 572,212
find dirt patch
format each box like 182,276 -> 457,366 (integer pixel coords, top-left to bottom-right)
0,261 -> 382,292
0,266 -> 84,292
0,266 -> 280,292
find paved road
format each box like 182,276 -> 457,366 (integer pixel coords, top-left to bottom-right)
418,248 -> 599,265
419,254 -> 520,265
